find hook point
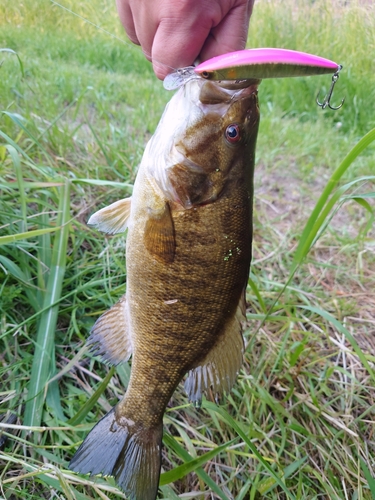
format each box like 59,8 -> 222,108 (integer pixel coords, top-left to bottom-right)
316,66 -> 344,111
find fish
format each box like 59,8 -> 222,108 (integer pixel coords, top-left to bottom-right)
69,75 -> 260,500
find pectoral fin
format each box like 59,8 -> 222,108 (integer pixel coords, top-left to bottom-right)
88,197 -> 132,234
88,294 -> 133,365
144,202 -> 175,264
184,290 -> 246,405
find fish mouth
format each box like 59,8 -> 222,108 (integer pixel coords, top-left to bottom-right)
198,79 -> 259,108
215,78 -> 261,91
224,81 -> 260,103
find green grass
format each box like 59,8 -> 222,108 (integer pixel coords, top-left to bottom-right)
1,0 -> 375,498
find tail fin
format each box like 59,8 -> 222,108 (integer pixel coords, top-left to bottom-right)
69,407 -> 162,500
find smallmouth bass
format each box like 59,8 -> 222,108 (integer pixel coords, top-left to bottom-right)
69,77 -> 260,499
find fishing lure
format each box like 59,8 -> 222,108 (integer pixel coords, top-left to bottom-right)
194,48 -> 340,80
164,48 -> 344,110
50,5 -> 344,109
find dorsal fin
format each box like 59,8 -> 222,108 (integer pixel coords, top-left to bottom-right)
88,294 -> 133,365
88,197 -> 132,234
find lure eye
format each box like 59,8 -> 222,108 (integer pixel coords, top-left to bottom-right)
225,124 -> 241,143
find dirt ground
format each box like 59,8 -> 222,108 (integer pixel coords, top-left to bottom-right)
253,159 -> 375,352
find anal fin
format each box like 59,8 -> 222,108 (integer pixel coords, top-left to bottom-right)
144,202 -> 175,264
184,290 -> 246,405
88,197 -> 132,234
88,294 -> 133,365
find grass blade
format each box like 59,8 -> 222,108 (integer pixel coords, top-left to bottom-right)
24,179 -> 71,429
163,432 -> 231,500
0,48 -> 24,76
72,178 -> 133,189
257,456 -> 308,495
359,458 -> 375,499
291,128 -> 375,270
67,367 -> 115,426
160,436 -> 238,485
251,129 -> 375,346
203,401 -> 297,500
298,305 -> 375,385
2,112 -> 50,157
6,145 -> 26,230
0,227 -> 60,246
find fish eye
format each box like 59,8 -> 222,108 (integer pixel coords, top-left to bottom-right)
225,124 -> 241,143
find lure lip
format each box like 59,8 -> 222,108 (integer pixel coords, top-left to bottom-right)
195,48 -> 340,79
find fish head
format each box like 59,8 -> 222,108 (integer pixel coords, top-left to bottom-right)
147,78 -> 260,209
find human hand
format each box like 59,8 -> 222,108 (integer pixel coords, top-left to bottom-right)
116,0 -> 255,80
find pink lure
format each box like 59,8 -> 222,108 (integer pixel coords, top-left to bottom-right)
195,48 -> 340,80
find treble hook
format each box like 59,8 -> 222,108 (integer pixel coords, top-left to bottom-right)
317,65 -> 345,110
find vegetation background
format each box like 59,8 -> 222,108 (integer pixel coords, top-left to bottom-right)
1,0 -> 374,498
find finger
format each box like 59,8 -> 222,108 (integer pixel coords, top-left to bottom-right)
199,1 -> 254,62
150,0 -> 225,79
151,20 -> 210,79
116,0 -> 140,45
